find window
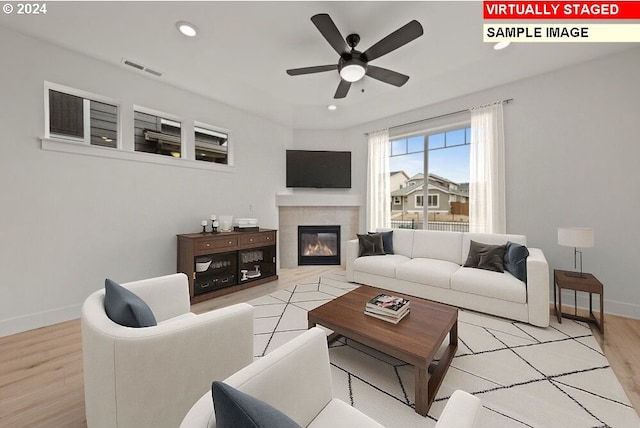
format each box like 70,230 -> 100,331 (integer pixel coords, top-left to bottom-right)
42,82 -> 233,171
134,110 -> 182,158
389,124 -> 470,231
46,87 -> 118,148
195,124 -> 229,165
393,196 -> 401,205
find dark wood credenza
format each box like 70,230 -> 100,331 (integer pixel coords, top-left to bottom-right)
177,229 -> 277,304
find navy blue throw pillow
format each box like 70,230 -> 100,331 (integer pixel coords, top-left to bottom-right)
504,241 -> 529,283
212,381 -> 301,428
104,278 -> 157,328
369,230 -> 394,254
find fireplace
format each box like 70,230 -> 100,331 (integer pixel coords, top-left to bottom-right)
298,225 -> 341,265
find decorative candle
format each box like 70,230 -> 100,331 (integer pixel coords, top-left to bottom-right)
213,221 -> 219,228
210,214 -> 217,221
201,220 -> 207,226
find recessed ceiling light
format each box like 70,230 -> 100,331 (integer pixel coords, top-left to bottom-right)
328,105 -> 337,111
493,41 -> 511,50
176,21 -> 198,37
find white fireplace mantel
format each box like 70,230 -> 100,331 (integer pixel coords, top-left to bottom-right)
275,192 -> 363,207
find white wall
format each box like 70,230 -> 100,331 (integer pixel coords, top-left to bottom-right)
0,26 -> 291,336
333,46 -> 640,318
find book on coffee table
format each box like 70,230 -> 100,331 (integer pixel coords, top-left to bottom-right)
366,294 -> 410,314
364,307 -> 410,324
365,293 -> 410,323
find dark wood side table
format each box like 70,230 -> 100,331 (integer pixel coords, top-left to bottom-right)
554,269 -> 604,334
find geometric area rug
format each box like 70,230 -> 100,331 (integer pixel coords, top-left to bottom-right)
247,271 -> 640,428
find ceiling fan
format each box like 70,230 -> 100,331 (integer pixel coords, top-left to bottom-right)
286,13 -> 424,99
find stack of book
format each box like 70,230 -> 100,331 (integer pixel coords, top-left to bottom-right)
364,293 -> 410,324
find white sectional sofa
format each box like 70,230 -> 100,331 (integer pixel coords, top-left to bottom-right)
346,229 -> 550,327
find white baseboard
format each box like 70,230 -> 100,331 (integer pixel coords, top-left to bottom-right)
0,304 -> 82,338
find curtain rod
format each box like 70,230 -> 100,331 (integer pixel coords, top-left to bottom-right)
365,98 -> 513,135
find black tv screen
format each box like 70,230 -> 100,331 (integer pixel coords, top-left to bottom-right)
286,150 -> 351,189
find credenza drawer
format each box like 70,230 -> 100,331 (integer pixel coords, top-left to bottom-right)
239,231 -> 276,246
196,236 -> 239,251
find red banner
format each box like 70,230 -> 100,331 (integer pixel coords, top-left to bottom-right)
484,1 -> 640,19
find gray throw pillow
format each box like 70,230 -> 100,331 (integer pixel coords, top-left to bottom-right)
104,278 -> 157,328
357,233 -> 386,257
368,230 -> 394,254
504,241 -> 529,282
212,381 -> 301,428
464,240 -> 506,273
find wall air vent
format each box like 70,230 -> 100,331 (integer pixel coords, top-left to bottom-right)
121,58 -> 163,77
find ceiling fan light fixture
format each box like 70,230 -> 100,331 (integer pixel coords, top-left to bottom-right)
176,21 -> 198,37
494,41 -> 511,50
339,57 -> 367,83
328,104 -> 337,111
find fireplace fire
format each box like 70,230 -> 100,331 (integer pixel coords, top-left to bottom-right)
298,225 -> 341,265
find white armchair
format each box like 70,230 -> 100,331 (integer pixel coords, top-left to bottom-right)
180,327 -> 384,428
180,327 -> 481,428
81,273 -> 254,428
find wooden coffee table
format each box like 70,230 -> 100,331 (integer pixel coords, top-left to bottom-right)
308,285 -> 458,416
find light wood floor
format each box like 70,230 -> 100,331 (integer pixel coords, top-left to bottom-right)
1,266 -> 638,427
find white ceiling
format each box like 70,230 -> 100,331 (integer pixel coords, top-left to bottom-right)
1,1 -> 636,129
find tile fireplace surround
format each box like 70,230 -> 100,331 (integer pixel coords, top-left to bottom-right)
277,193 -> 361,268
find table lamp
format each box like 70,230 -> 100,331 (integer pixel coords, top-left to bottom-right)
557,227 -> 594,278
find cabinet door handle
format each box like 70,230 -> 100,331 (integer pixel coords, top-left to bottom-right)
228,240 -> 233,245
205,243 -> 211,247
249,238 -> 254,242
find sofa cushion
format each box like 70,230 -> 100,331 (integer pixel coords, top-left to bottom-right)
504,241 -> 529,282
369,230 -> 394,254
353,254 -> 410,278
450,267 -> 527,303
104,278 -> 157,328
395,258 -> 460,289
357,234 -> 386,257
212,381 -> 301,428
382,228 -> 414,258
464,241 -> 505,273
411,230 -> 463,265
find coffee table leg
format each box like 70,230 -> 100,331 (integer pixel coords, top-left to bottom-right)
415,321 -> 458,417
415,367 -> 429,416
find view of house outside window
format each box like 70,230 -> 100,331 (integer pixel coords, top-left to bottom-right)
389,126 -> 470,232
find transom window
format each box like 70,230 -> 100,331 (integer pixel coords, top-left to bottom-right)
43,82 -> 233,171
195,124 -> 229,165
134,110 -> 182,158
46,86 -> 118,148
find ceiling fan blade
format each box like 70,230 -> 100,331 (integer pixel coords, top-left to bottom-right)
287,65 -> 337,76
311,13 -> 350,56
334,80 -> 351,99
366,65 -> 410,87
363,20 -> 423,62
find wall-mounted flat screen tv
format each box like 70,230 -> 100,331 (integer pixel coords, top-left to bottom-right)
286,150 -> 351,189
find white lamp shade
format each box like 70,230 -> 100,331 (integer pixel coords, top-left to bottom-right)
558,227 -> 594,248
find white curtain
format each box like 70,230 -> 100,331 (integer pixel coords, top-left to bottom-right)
469,103 -> 506,234
366,129 -> 391,232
